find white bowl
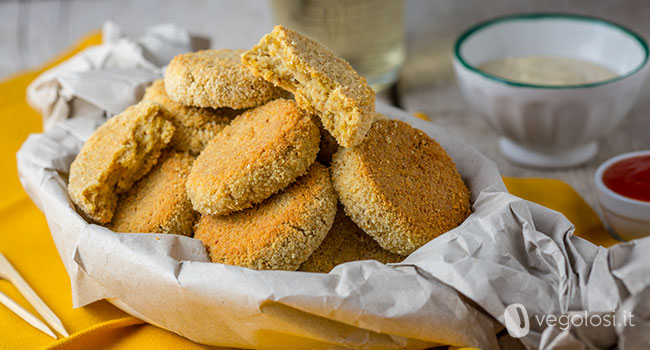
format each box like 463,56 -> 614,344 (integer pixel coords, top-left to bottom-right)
595,150 -> 650,241
453,13 -> 650,168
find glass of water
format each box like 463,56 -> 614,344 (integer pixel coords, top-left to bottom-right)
270,0 -> 406,92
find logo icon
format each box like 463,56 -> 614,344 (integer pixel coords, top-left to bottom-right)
504,303 -> 530,338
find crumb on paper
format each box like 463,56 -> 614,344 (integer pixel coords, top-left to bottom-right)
413,112 -> 430,121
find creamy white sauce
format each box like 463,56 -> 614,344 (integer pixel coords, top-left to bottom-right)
477,56 -> 618,85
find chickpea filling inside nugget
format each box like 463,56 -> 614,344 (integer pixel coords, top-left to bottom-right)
242,25 -> 375,148
68,100 -> 174,224
142,79 -> 241,155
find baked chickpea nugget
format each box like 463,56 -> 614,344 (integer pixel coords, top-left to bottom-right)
331,120 -> 471,256
299,206 -> 404,273
194,163 -> 337,270
241,25 -> 375,148
109,152 -> 197,236
143,79 -> 241,155
186,99 -> 320,216
68,100 -> 175,224
164,49 -> 288,109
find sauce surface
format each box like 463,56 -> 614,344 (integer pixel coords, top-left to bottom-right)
603,155 -> 650,202
478,56 -> 618,86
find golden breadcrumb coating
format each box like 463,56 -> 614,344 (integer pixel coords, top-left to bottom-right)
68,100 -> 175,224
241,25 -> 375,147
142,79 -> 241,155
164,49 -> 289,109
108,152 -> 197,236
299,206 -> 404,273
331,120 -> 471,255
194,163 -> 337,270
186,99 -> 320,216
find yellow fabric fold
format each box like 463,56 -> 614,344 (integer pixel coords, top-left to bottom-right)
502,177 -> 618,248
0,32 -> 221,350
0,32 -> 616,349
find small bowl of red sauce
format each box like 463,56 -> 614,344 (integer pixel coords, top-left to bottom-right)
595,150 -> 650,240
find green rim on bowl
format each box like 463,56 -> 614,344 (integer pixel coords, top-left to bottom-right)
454,13 -> 650,89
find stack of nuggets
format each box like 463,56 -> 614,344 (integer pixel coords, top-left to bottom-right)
67,25 -> 471,273
194,163 -> 336,271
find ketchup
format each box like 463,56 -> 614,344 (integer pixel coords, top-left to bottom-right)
602,155 -> 650,202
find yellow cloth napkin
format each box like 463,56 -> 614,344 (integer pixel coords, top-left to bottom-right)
0,33 -> 617,349
0,32 -> 221,350
502,177 -> 618,248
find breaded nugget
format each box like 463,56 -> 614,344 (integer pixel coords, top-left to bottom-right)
186,99 -> 320,216
241,25 -> 375,148
142,79 -> 241,155
108,152 -> 197,236
68,100 -> 175,224
331,120 -> 471,255
164,49 -> 288,109
194,163 -> 337,270
299,207 -> 404,273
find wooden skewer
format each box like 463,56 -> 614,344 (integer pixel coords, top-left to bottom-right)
0,252 -> 69,338
0,290 -> 57,339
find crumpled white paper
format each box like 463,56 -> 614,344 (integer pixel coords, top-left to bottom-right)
18,23 -> 650,349
26,21 -> 209,129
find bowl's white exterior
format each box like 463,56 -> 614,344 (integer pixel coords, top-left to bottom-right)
453,15 -> 650,168
595,150 -> 650,241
